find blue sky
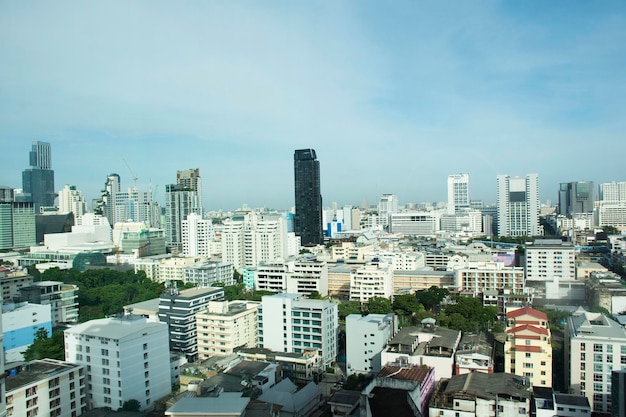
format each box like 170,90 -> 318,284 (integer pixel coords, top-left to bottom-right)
1,1 -> 625,211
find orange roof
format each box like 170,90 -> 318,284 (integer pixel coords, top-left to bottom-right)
506,324 -> 549,336
507,306 -> 548,321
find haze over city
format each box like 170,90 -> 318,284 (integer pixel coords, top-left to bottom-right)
1,1 -> 625,210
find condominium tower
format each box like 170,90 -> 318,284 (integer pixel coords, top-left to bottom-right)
496,174 -> 540,237
20,141 -> 56,212
447,174 -> 470,215
294,149 -> 322,245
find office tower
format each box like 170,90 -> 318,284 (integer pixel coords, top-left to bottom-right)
294,149 -> 322,245
58,184 -> 87,218
558,181 -> 595,216
447,174 -> 470,215
11,202 -> 36,248
20,141 -> 56,212
64,315 -> 171,411
258,293 -> 338,367
165,169 -> 203,250
496,174 -> 540,237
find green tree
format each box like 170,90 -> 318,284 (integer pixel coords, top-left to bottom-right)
23,328 -> 65,361
367,296 -> 393,314
308,291 -> 323,299
338,301 -> 362,321
415,286 -> 449,311
122,399 -> 141,412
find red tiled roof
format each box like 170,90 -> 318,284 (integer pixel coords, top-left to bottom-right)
507,306 -> 548,321
506,324 -> 549,336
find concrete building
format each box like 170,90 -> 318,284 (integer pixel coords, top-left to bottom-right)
0,266 -> 34,303
377,194 -> 399,230
558,181 -> 595,217
287,257 -> 328,297
362,364 -> 436,417
258,293 -> 338,367
455,261 -> 525,298
380,319 -> 461,381
112,222 -> 166,258
237,348 -> 323,383
165,182 -> 202,251
496,174 -> 540,237
524,239 -> 578,303
181,213 -> 215,257
294,149 -> 323,246
504,307 -> 552,388
5,359 -> 86,417
18,281 -> 79,326
448,174 -> 470,215
158,287 -> 224,361
565,307 -> 626,414
183,260 -> 234,288
345,313 -> 397,376
64,314 -> 171,411
256,261 -> 290,293
455,332 -> 494,375
428,372 -> 532,417
390,211 -> 440,236
196,300 -> 260,359
349,262 -> 393,303
57,185 -> 87,219
393,269 -> 455,295
2,302 -> 52,363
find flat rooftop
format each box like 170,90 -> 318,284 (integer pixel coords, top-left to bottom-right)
6,359 -> 82,392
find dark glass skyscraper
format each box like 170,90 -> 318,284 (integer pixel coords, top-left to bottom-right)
21,141 -> 56,213
294,149 -> 322,245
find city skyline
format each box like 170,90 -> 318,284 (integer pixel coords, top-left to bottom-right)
1,2 -> 625,211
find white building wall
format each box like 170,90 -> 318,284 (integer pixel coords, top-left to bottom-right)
349,263 -> 394,303
2,303 -> 52,362
64,316 -> 171,411
345,314 -> 397,376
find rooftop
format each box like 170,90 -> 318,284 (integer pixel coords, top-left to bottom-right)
378,364 -> 432,383
6,359 -> 82,392
65,314 -> 166,340
165,393 -> 249,416
443,372 -> 531,401
569,308 -> 626,340
507,306 -> 548,321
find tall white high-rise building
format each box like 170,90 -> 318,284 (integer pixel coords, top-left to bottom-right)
378,194 -> 398,230
599,182 -> 626,202
64,314 -> 171,411
447,174 -> 470,215
221,211 -> 288,272
258,293 -> 338,367
596,182 -> 626,229
58,185 -> 87,218
496,174 -> 540,237
182,213 -> 215,256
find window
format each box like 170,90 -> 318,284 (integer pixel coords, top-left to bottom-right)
594,344 -> 603,352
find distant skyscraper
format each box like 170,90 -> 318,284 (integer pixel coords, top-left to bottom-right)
165,170 -> 203,250
558,181 -> 594,216
496,174 -> 540,237
447,174 -> 470,215
20,141 -> 56,212
294,149 -> 322,245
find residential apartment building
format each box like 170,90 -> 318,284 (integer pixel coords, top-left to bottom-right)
2,302 -> 52,363
393,270 -> 455,294
18,281 -> 79,326
183,260 -> 234,287
0,266 -> 34,303
565,307 -> 626,414
524,239 -> 577,302
345,313 -> 397,376
256,262 -> 290,293
5,359 -> 86,417
496,174 -> 540,237
455,261 -> 525,298
64,314 -> 171,411
158,287 -> 224,361
196,300 -> 260,359
165,182 -> 202,251
390,211 -> 440,236
258,293 -> 338,367
504,307 -> 552,388
447,173 -> 470,215
181,213 -> 215,257
349,262 -> 393,303
287,257 -> 328,296
455,332 -> 494,375
57,185 -> 87,219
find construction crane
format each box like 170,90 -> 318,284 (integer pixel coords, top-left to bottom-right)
123,158 -> 138,190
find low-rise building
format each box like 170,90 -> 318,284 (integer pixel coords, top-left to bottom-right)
237,347 -> 323,383
380,319 -> 461,381
2,302 -> 52,363
5,359 -> 86,417
428,372 -> 532,417
345,313 -> 397,376
455,332 -> 494,375
349,262 -> 393,303
0,266 -> 34,303
18,281 -> 79,326
196,300 -> 259,359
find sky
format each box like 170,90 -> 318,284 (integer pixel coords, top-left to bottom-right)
1,1 -> 625,212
